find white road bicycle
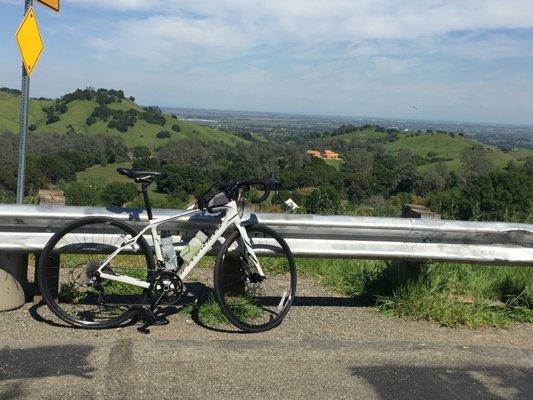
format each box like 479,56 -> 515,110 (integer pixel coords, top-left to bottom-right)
37,168 -> 297,333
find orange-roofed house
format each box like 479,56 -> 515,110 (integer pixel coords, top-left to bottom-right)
306,150 -> 322,158
323,150 -> 340,160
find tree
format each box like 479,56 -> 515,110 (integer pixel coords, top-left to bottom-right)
304,186 -> 341,215
458,169 -> 532,221
171,124 -> 181,132
133,146 -> 151,159
157,130 -> 171,139
100,182 -> 137,206
460,145 -> 494,179
524,157 -> 533,176
156,164 -> 207,194
415,162 -> 449,195
65,181 -> 101,206
55,102 -> 68,114
46,114 -> 60,124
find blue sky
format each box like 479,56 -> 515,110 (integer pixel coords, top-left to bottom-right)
1,0 -> 533,124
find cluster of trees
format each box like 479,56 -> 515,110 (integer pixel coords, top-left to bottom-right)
331,124 -> 386,136
66,180 -> 137,207
42,102 -> 68,125
473,131 -> 533,151
0,87 -> 21,96
88,105 -> 166,133
0,131 -> 128,197
61,88 -> 125,105
428,152 -> 532,221
157,130 -> 172,138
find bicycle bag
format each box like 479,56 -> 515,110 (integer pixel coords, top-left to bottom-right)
197,190 -> 230,211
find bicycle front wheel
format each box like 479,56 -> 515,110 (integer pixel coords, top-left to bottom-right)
37,217 -> 155,329
214,224 -> 297,332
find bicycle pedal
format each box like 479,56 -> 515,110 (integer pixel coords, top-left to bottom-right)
145,308 -> 169,325
137,326 -> 150,334
153,317 -> 169,326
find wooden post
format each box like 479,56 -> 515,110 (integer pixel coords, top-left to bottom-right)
402,204 -> 441,219
38,189 -> 65,206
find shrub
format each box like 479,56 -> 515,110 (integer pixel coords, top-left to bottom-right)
46,114 -> 60,124
100,182 -> 137,207
157,130 -> 171,139
133,146 -> 151,158
65,181 -> 101,206
171,124 -> 181,132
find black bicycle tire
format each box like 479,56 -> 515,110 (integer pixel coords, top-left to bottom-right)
37,216 -> 155,329
213,224 -> 297,333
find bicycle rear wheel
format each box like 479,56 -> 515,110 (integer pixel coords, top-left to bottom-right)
37,217 -> 155,329
214,224 -> 297,332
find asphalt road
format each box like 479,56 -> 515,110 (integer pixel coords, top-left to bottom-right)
1,338 -> 531,400
0,276 -> 531,399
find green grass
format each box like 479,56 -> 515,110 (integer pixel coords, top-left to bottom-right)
297,258 -> 533,328
324,158 -> 344,171
385,133 -> 523,172
180,293 -> 262,327
0,91 -> 248,147
77,162 -> 132,184
329,128 -> 531,172
77,161 -> 169,203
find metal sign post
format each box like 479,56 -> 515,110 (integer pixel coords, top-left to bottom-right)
15,0 -> 34,204
15,0 -> 53,204
16,66 -> 30,204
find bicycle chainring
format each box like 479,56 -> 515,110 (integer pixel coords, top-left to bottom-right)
149,271 -> 184,306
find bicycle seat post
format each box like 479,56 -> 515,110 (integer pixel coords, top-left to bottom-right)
139,180 -> 154,220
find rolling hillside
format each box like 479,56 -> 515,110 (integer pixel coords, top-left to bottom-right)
328,126 -> 532,172
0,88 -> 248,147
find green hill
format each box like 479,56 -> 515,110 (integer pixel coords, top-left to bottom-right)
0,88 -> 248,147
328,127 -> 532,172
329,127 -> 387,141
386,132 -> 520,171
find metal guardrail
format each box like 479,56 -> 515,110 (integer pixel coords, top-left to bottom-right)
0,204 -> 531,265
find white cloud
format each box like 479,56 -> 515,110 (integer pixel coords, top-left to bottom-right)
8,0 -> 532,124
82,1 -> 533,64
65,0 -> 154,11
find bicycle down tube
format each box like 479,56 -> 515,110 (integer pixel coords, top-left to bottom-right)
96,200 -> 265,289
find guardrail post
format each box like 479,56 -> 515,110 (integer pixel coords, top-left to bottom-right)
397,204 -> 440,279
0,254 -> 28,312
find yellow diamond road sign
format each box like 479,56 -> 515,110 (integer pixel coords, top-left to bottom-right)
15,7 -> 44,76
37,0 -> 60,12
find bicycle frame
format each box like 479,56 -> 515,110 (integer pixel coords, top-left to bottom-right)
97,200 -> 264,289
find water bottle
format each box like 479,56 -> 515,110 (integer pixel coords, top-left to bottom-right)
160,231 -> 178,270
179,231 -> 208,265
